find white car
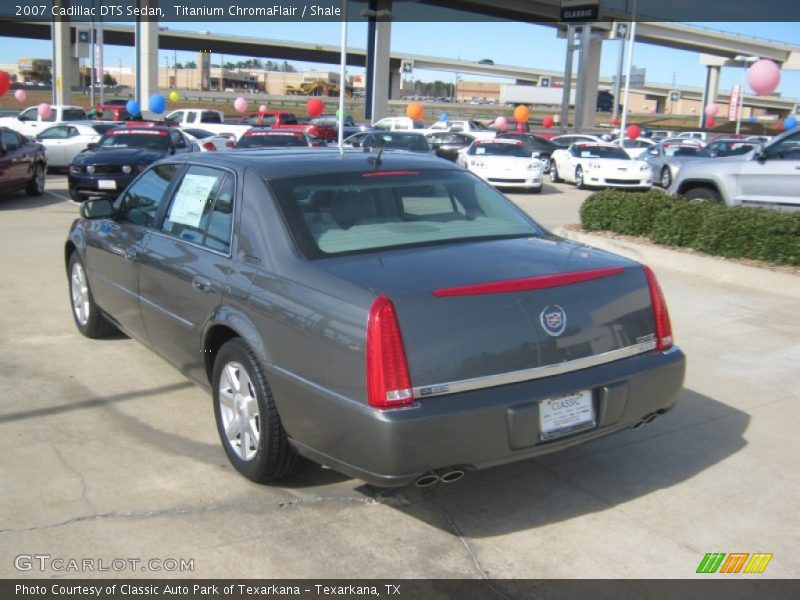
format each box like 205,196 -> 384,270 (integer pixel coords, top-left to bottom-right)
676,131 -> 708,142
0,105 -> 88,138
612,137 -> 657,159
36,121 -> 120,168
424,120 -> 496,140
458,139 -> 544,192
550,142 -> 652,190
551,134 -> 604,148
181,128 -> 236,152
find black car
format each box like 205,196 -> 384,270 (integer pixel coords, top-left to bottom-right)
0,127 -> 46,198
425,132 -> 476,161
496,132 -> 558,173
68,125 -> 195,201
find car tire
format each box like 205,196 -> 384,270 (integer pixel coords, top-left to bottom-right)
69,188 -> 82,202
684,186 -> 722,204
25,163 -> 45,197
549,162 -> 562,183
575,167 -> 586,190
540,156 -> 551,174
660,167 -> 673,189
529,186 -> 542,194
213,339 -> 297,483
68,253 -> 118,338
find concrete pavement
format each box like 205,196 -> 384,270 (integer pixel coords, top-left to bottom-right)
0,177 -> 797,583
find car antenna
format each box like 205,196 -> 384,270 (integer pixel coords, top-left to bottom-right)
367,139 -> 385,169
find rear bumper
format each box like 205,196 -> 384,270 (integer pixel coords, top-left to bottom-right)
270,346 -> 686,488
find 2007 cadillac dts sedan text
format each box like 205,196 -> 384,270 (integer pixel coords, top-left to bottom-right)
65,149 -> 685,487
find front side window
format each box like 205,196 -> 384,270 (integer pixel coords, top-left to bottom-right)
38,126 -> 70,140
765,132 -> 800,160
1,130 -> 21,150
269,170 -> 541,258
19,108 -> 38,121
118,164 -> 179,227
161,166 -> 233,253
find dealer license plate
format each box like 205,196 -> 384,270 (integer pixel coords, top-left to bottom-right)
97,180 -> 116,190
539,390 -> 596,441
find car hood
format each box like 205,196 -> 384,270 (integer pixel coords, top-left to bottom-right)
584,158 -> 643,169
72,147 -> 168,165
472,156 -> 538,167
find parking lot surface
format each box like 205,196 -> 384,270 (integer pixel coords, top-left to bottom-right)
0,175 -> 798,581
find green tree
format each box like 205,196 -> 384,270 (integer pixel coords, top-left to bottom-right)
103,73 -> 117,86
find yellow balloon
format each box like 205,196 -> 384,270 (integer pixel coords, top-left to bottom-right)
168,91 -> 180,102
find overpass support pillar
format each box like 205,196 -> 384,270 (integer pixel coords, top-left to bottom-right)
53,15 -> 75,105
576,35 -> 603,129
699,55 -> 725,127
135,14 -> 159,108
365,0 -> 392,121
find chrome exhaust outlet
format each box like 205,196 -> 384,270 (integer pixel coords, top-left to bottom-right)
415,473 -> 440,488
440,470 -> 465,484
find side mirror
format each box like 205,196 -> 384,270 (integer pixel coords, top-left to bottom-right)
81,199 -> 114,219
755,150 -> 768,162
85,142 -> 97,151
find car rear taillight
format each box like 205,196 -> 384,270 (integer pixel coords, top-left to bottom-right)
642,265 -> 673,351
308,125 -> 319,136
366,295 -> 414,409
225,140 -> 235,148
202,142 -> 216,151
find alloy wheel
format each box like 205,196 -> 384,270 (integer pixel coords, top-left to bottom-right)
218,361 -> 261,462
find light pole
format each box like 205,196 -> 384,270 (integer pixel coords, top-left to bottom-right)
734,55 -> 758,135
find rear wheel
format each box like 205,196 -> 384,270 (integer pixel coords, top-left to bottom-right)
575,166 -> 586,190
549,162 -> 562,183
213,339 -> 297,483
660,167 -> 673,189
68,253 -> 118,338
25,163 -> 44,197
684,186 -> 722,204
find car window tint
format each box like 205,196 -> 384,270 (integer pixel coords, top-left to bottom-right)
201,111 -> 222,124
119,164 -> 178,228
20,108 -> 38,120
765,132 -> 800,160
269,170 -> 540,258
162,166 -> 231,252
2,130 -> 21,150
171,131 -> 187,149
38,126 -> 69,139
281,114 -> 298,125
62,109 -> 87,121
204,176 -> 234,252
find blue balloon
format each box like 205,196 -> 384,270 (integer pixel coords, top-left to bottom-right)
749,115 -> 757,123
148,93 -> 166,115
439,112 -> 448,122
784,115 -> 797,130
125,100 -> 140,117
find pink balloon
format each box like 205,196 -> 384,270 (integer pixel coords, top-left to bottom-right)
494,116 -> 507,128
259,104 -> 268,114
747,59 -> 781,96
37,103 -> 52,119
704,103 -> 719,117
233,97 -> 248,114
14,89 -> 26,102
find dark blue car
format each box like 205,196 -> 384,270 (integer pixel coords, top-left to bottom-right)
68,125 -> 195,201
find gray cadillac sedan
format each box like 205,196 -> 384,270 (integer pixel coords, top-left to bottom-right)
65,149 -> 685,488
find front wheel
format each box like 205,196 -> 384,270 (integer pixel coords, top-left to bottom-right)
660,167 -> 673,189
68,253 -> 118,338
213,339 -> 297,483
684,186 -> 722,204
549,162 -> 562,183
25,163 -> 45,197
575,166 -> 586,190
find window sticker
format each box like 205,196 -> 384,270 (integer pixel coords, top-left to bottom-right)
169,174 -> 219,228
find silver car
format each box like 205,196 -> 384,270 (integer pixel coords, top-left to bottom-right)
670,128 -> 800,210
643,142 -> 705,188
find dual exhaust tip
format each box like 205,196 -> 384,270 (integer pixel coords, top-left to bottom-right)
630,412 -> 661,430
415,468 -> 465,488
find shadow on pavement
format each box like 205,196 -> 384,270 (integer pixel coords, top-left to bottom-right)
0,189 -> 68,211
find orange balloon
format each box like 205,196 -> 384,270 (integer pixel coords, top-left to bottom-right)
513,105 -> 530,122
406,102 -> 424,121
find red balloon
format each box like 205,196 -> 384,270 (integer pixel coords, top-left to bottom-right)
516,121 -> 524,133
306,97 -> 324,117
611,117 -> 620,127
542,116 -> 554,129
705,117 -> 716,128
774,121 -> 784,133
0,71 -> 10,97
626,125 -> 641,140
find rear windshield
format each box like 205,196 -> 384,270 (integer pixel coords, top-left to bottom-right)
365,133 -> 430,151
236,133 -> 307,148
91,124 -> 118,135
98,131 -> 169,150
470,143 -> 530,157
269,170 -> 542,258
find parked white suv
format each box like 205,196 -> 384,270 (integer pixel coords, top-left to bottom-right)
372,116 -> 426,131
670,128 -> 800,211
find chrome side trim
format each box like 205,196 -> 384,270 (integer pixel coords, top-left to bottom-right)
413,340 -> 658,399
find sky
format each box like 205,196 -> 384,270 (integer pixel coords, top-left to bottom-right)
3,20 -> 800,99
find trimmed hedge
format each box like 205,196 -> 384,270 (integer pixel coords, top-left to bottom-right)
579,189 -> 800,267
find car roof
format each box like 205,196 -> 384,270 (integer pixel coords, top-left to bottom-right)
165,148 -> 455,179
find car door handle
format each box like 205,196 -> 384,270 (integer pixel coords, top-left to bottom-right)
192,276 -> 212,293
124,248 -> 137,261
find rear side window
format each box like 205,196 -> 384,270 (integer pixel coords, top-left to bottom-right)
119,164 -> 179,227
280,114 -> 298,125
161,166 -> 234,253
269,170 -> 540,258
201,111 -> 222,124
62,109 -> 87,121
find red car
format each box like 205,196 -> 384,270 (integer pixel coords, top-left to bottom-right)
0,127 -> 46,197
237,111 -> 336,142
